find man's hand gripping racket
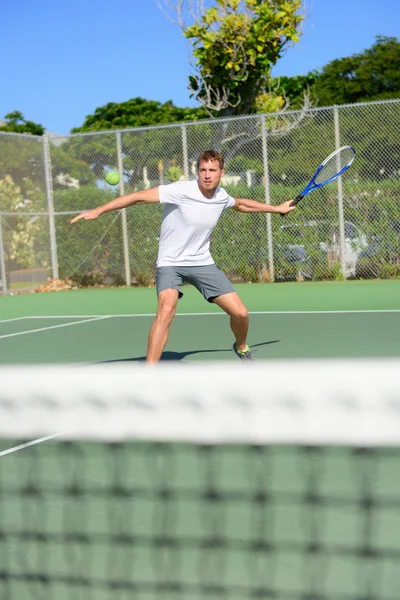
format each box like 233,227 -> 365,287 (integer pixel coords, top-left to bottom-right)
282,145 -> 356,216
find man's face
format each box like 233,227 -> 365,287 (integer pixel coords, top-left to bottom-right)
197,159 -> 224,192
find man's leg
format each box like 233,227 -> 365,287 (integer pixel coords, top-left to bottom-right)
147,289 -> 180,363
212,292 -> 249,351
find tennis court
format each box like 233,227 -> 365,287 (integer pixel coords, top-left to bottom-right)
1,279 -> 400,600
1,280 -> 399,364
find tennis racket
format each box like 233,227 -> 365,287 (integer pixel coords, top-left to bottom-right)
283,145 -> 356,214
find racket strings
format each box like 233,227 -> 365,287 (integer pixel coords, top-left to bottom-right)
315,147 -> 355,185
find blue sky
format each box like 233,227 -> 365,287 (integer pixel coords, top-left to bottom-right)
1,0 -> 399,135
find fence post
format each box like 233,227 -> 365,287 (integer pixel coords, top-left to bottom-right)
116,132 -> 131,287
261,115 -> 275,282
43,134 -> 59,279
334,106 -> 347,280
0,216 -> 7,296
181,124 -> 190,180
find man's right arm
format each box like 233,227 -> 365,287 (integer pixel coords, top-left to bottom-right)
70,186 -> 160,223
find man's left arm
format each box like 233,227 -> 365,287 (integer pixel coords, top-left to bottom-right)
232,197 -> 296,215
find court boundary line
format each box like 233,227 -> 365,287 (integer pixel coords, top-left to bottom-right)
0,433 -> 61,457
1,308 -> 399,324
0,316 -> 111,340
0,316 -> 29,323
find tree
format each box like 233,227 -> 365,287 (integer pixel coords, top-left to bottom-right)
158,0 -> 305,116
71,97 -> 208,132
49,144 -> 96,188
0,175 -> 48,286
269,71 -> 319,109
0,132 -> 96,197
0,111 -> 45,136
312,36 -> 400,106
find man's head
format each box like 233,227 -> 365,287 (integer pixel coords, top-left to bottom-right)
197,150 -> 225,194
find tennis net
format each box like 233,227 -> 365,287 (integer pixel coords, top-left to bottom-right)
1,360 -> 400,600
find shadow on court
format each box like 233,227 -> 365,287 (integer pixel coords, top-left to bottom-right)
97,340 -> 280,363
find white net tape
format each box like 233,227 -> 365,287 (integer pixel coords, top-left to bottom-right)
1,360 -> 400,446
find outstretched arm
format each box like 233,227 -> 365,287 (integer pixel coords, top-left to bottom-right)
70,187 -> 160,223
232,197 -> 295,215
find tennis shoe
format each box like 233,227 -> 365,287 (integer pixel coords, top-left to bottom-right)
232,342 -> 253,361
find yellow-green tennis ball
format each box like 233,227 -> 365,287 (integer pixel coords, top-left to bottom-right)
106,171 -> 120,186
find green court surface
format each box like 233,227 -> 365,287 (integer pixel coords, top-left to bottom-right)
1,280 -> 400,600
0,280 -> 399,364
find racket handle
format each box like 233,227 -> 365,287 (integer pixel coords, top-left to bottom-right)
281,194 -> 302,217
289,194 -> 303,207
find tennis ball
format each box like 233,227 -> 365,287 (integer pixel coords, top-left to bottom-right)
106,171 -> 120,186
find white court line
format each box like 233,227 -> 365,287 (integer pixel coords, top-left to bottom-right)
168,309 -> 400,315
246,309 -> 400,314
0,316 -> 111,340
0,308 -> 397,455
0,315 -> 102,323
0,433 -> 61,457
2,309 -> 399,321
0,310 -> 398,331
0,316 -> 29,324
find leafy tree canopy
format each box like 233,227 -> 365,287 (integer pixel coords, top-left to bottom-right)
0,111 -> 45,136
264,36 -> 400,111
311,35 -> 400,106
183,0 -> 304,115
269,71 -> 320,108
71,97 -> 208,133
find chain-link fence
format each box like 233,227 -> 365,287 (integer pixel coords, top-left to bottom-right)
1,99 -> 400,294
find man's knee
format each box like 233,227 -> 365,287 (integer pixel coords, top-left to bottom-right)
156,290 -> 179,323
232,306 -> 248,320
156,302 -> 177,324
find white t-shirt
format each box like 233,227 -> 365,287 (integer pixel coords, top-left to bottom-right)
157,179 -> 235,267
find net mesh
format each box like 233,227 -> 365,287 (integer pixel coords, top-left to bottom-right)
315,146 -> 355,185
1,361 -> 400,600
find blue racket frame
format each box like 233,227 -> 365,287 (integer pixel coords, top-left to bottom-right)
288,145 -> 356,208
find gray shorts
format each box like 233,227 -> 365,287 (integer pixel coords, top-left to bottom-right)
156,264 -> 235,303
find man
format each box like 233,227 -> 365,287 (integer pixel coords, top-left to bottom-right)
71,150 -> 295,363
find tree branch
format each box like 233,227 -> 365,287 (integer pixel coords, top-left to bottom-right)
188,69 -> 241,115
221,89 -> 317,164
156,0 -> 308,118
156,0 -> 205,30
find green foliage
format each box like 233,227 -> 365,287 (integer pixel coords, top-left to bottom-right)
185,0 -> 303,115
0,111 -> 45,136
61,133 -> 119,179
55,187 -> 124,285
220,179 -> 400,282
270,71 -> 320,108
0,176 -> 48,277
226,155 -> 264,175
254,92 -> 285,114
71,97 -> 208,132
55,187 -> 161,287
265,36 -> 400,110
0,134 -> 46,195
50,144 -> 96,187
54,97 -> 400,285
9,173 -> 398,289
0,132 -> 95,198
312,36 -> 400,106
339,180 -> 400,279
64,126 -> 188,188
165,166 -> 183,182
